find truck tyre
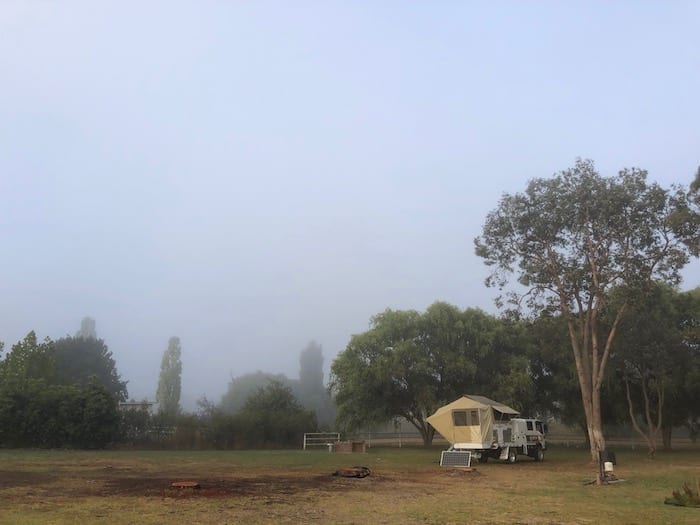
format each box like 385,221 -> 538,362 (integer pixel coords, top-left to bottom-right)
507,449 -> 517,464
534,447 -> 544,462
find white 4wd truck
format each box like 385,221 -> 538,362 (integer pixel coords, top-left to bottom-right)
452,418 -> 547,463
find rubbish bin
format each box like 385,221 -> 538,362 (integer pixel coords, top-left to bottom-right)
599,450 -> 616,466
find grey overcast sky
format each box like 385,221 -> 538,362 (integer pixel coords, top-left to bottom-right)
1,1 -> 698,408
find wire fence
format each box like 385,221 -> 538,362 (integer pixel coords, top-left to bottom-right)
341,428 -> 700,450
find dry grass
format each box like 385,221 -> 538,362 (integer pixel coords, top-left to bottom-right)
0,446 -> 698,524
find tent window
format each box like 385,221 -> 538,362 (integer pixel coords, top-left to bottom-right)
452,410 -> 468,426
470,410 -> 479,426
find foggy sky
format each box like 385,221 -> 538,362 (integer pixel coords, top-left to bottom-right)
1,2 -> 698,409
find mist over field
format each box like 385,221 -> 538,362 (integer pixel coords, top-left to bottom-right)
1,2 -> 698,409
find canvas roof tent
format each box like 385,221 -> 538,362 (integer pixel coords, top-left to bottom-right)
427,395 -> 520,448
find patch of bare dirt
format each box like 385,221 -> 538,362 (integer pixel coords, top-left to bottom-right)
0,471 -> 399,499
0,470 -> 59,488
103,473 -> 402,498
0,465 -> 452,500
107,475 -> 295,497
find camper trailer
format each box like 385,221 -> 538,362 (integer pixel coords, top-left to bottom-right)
427,395 -> 546,463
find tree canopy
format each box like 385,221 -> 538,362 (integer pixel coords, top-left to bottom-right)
329,302 -> 534,446
53,336 -> 128,401
0,331 -> 54,385
156,336 -> 182,418
236,380 -> 317,448
0,332 -> 121,448
475,159 -> 699,463
220,371 -> 290,415
294,341 -> 335,426
610,284 -> 700,454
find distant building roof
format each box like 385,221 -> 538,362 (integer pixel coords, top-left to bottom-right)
118,401 -> 157,411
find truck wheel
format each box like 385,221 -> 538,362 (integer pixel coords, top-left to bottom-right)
507,449 -> 517,464
534,447 -> 544,462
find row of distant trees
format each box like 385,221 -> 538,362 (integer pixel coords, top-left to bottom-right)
0,327 -> 127,448
119,341 -> 333,450
0,321 -> 332,449
117,380 -> 317,450
4,285 -> 696,452
1,160 -> 697,455
219,341 -> 335,426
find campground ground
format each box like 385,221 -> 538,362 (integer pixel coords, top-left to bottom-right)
0,446 -> 698,524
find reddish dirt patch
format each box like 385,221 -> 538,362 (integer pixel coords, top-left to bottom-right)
101,473 -> 388,498
0,470 -> 58,488
0,467 -> 445,500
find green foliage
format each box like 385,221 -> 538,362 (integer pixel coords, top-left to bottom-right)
183,382 -> 320,450
220,343 -> 334,427
329,302 -> 535,446
0,378 -> 119,448
235,380 -> 317,449
528,313 -> 618,429
330,308 -> 426,437
475,159 -> 697,311
475,158 -> 699,459
608,283 -> 691,454
220,371 -> 291,414
655,286 -> 700,444
156,336 -> 182,418
119,402 -> 155,446
664,480 -> 700,507
77,380 -> 122,448
0,331 -> 122,448
170,413 -> 202,449
0,331 -> 55,384
197,399 -> 238,449
53,336 -> 128,401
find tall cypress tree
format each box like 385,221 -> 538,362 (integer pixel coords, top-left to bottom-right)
156,336 -> 182,417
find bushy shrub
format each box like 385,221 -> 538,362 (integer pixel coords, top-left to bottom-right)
665,480 -> 700,507
0,379 -> 119,448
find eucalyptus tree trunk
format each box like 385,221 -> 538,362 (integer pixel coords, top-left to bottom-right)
409,415 -> 435,447
563,299 -> 623,465
662,425 -> 672,451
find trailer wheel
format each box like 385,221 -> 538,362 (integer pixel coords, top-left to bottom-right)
478,454 -> 488,464
534,447 -> 544,462
507,449 -> 517,464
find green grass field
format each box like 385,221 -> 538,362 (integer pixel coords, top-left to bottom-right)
0,446 -> 698,524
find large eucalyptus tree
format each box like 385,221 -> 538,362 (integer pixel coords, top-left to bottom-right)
475,159 -> 699,463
